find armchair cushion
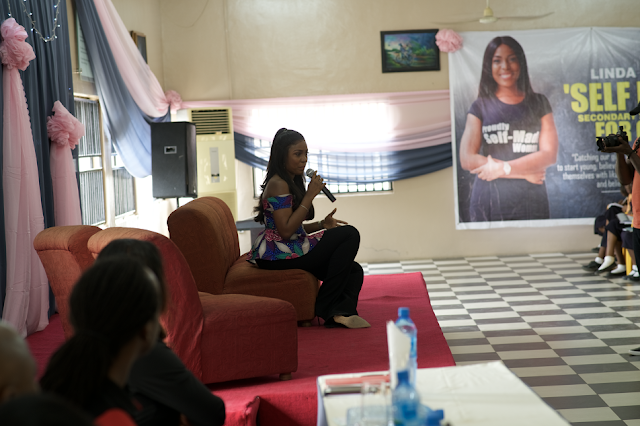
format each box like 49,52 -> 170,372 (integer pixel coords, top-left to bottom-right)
199,293 -> 297,383
225,259 -> 318,321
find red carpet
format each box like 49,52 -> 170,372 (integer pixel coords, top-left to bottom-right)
25,272 -> 454,426
209,272 -> 454,426
26,313 -> 65,379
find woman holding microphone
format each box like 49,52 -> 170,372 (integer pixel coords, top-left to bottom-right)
248,128 -> 369,329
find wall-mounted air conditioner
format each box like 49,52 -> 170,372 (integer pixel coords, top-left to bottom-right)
174,108 -> 237,220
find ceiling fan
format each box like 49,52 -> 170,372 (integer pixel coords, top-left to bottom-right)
437,0 -> 553,25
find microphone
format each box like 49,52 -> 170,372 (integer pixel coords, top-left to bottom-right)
306,169 -> 336,202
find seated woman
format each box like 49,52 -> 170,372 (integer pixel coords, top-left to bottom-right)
248,128 -> 369,329
40,258 -> 161,424
97,239 -> 225,426
583,185 -> 629,272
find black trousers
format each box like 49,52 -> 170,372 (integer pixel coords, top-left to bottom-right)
256,225 -> 363,321
633,228 -> 640,267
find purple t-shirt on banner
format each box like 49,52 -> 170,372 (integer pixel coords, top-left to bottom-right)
466,93 -> 553,222
469,93 -> 552,161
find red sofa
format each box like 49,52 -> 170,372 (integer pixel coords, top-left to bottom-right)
34,225 -> 298,384
87,227 -> 299,383
168,197 -> 319,323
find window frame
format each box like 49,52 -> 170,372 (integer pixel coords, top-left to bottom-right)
74,95 -> 137,226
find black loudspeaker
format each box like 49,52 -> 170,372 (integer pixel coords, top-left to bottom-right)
151,122 -> 197,198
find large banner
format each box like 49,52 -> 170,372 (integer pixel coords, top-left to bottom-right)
451,28 -> 640,229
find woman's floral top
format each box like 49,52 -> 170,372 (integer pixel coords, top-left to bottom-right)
247,194 -> 324,262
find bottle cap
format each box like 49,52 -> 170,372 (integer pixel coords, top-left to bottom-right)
398,307 -> 410,318
426,409 -> 444,425
397,370 -> 409,384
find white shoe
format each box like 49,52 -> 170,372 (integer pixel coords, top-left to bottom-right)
598,256 -> 615,271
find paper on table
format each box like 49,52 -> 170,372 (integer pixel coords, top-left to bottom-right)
386,321 -> 410,388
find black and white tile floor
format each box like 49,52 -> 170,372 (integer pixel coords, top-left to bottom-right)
361,253 -> 640,426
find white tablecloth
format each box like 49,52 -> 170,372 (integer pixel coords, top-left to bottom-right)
317,362 -> 570,426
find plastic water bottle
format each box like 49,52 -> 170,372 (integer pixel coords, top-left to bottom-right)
395,307 -> 417,386
392,370 -> 421,426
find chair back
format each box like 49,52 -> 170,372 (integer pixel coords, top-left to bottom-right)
33,225 -> 102,339
87,227 -> 204,380
167,197 -> 240,295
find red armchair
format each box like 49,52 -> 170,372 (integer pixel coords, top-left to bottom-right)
33,225 -> 102,339
167,197 -> 319,323
87,227 -> 298,383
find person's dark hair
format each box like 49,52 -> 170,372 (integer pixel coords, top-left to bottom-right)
96,239 -> 167,312
254,128 -> 315,224
478,36 -> 533,99
621,185 -> 630,198
0,394 -> 93,426
40,258 -> 160,408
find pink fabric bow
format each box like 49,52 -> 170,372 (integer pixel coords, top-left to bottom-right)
0,18 -> 35,70
165,90 -> 183,112
47,101 -> 85,149
436,29 -> 463,53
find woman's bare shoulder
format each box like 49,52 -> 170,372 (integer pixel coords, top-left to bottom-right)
264,176 -> 291,198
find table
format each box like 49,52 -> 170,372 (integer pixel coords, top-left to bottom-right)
317,362 -> 570,426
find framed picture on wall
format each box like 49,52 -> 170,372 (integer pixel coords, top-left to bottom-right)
130,30 -> 147,63
380,29 -> 440,73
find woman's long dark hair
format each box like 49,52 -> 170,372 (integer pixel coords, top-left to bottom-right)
254,128 -> 315,224
97,239 -> 168,340
40,258 -> 160,408
96,239 -> 167,312
478,36 -> 533,99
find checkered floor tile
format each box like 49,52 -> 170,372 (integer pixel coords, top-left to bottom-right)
362,252 -> 640,426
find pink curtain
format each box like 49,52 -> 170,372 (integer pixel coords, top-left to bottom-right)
47,101 -> 84,227
182,90 -> 451,152
0,19 -> 49,336
93,0 -> 175,116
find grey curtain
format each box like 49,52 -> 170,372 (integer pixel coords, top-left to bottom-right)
0,0 -> 75,316
234,132 -> 452,183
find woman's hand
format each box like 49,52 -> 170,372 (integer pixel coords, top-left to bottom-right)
470,155 -> 505,181
523,170 -> 546,185
323,208 -> 347,229
307,171 -> 325,198
601,135 -> 635,156
471,155 -> 546,184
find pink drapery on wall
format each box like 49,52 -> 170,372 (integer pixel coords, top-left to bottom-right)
47,101 -> 84,227
93,0 -> 175,116
183,90 -> 452,153
0,18 -> 49,336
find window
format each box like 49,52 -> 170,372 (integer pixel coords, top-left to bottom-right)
251,137 -> 392,198
74,97 -> 136,226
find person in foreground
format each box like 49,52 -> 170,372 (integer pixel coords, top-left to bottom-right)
602,134 -> 640,356
40,258 -> 162,425
248,128 -> 369,329
97,239 -> 225,426
0,320 -> 38,404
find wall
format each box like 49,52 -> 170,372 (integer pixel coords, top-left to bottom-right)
121,0 -> 639,260
110,0 -> 166,88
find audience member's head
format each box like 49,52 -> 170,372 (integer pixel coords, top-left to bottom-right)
96,238 -> 168,312
0,321 -> 37,404
40,257 -> 161,408
0,393 -> 93,426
